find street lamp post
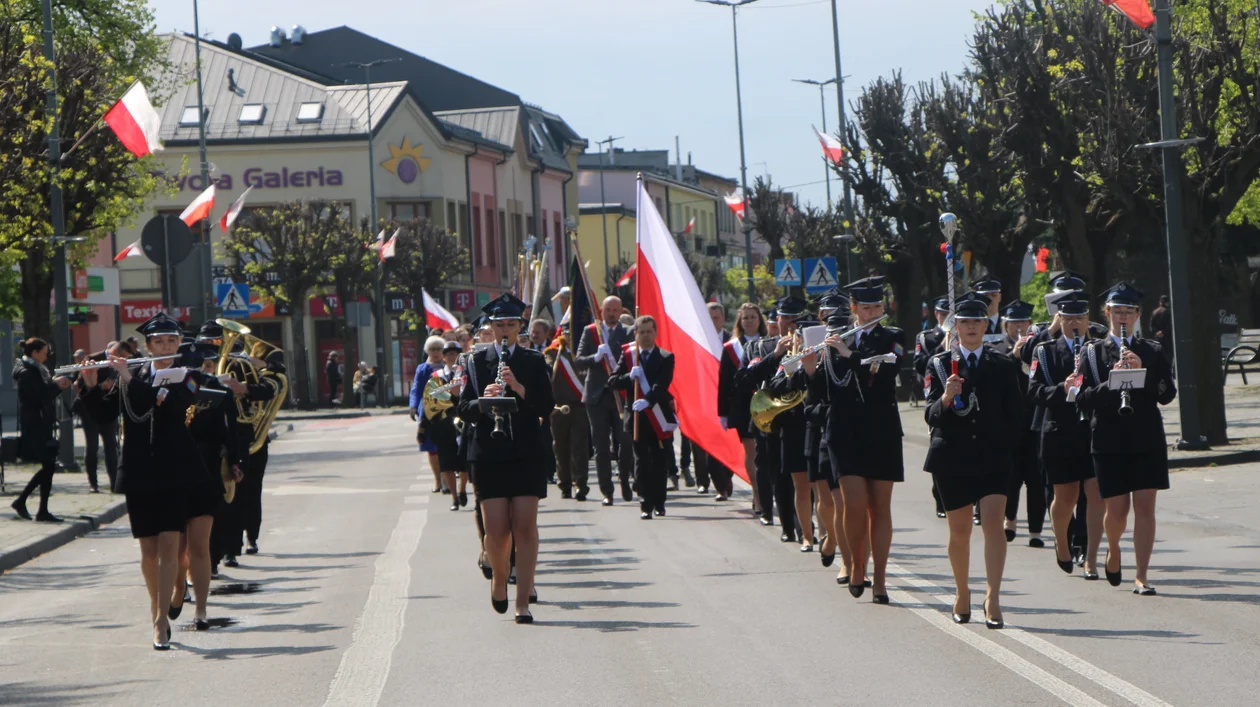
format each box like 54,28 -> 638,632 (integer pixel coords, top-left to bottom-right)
830,0 -> 857,282
346,58 -> 400,408
192,0 -> 213,323
792,77 -> 836,206
597,135 -> 622,294
699,0 -> 760,303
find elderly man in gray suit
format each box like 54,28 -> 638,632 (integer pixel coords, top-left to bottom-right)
575,296 -> 637,505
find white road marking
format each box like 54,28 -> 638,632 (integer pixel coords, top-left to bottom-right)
407,484 -> 427,492
890,564 -> 1175,707
321,508 -> 427,707
404,496 -> 428,505
268,485 -> 389,496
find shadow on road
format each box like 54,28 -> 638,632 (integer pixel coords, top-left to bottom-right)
533,619 -> 695,632
0,679 -> 146,705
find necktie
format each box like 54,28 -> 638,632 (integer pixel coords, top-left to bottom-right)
967,352 -> 978,370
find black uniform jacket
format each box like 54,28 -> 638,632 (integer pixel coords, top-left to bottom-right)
720,336 -> 763,433
1076,337 -> 1176,455
574,321 -> 635,406
608,346 -> 676,439
914,327 -> 945,379
13,356 -> 61,462
1026,337 -> 1092,458
116,364 -> 206,495
75,369 -> 123,427
187,376 -> 248,494
825,325 -> 906,445
457,345 -> 555,463
923,347 -> 1023,476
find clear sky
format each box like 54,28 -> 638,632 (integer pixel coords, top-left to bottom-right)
148,0 -> 996,209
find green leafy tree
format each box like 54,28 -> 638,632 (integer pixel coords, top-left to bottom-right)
723,263 -> 778,309
384,218 -> 469,341
0,1 -> 169,339
745,176 -> 793,265
317,219 -> 375,376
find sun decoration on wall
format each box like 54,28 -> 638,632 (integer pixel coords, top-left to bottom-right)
381,137 -> 432,184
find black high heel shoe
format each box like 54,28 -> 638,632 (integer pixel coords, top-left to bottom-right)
1005,528 -> 1016,542
952,596 -> 971,624
820,552 -> 835,568
529,588 -> 538,604
1056,548 -> 1074,574
848,582 -> 865,599
983,598 -> 1003,630
514,612 -> 534,624
1105,550 -> 1122,587
491,590 -> 509,615
872,593 -> 889,605
195,618 -> 209,631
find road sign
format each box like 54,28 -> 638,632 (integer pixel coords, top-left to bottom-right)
803,257 -> 839,294
774,259 -> 802,286
140,214 -> 195,266
216,282 -> 251,316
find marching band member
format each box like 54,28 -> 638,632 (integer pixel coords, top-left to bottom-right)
998,301 -> 1046,547
744,297 -> 808,541
108,313 -> 204,650
915,296 -> 951,518
420,341 -> 468,511
1026,294 -> 1105,579
970,278 -> 1004,335
923,293 -> 1023,628
575,296 -> 636,505
548,333 -> 593,500
608,315 -> 677,520
768,311 -> 820,552
824,276 -> 905,602
1076,283 -> 1177,595
720,303 -> 766,509
457,294 -> 554,623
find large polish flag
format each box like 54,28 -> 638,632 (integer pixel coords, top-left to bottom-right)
1100,0 -> 1154,29
103,82 -> 164,157
635,181 -> 746,478
422,288 -> 460,330
813,125 -> 844,164
179,185 -> 216,226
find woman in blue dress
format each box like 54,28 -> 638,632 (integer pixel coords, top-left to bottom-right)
409,336 -> 448,493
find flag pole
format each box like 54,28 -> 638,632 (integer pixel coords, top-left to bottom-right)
58,118 -> 105,164
633,173 -> 644,443
568,227 -> 625,419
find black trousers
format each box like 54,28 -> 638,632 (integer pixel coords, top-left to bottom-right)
634,436 -> 670,512
18,457 -> 56,514
757,432 -> 797,533
588,393 -> 634,499
240,445 -> 268,543
552,405 -> 591,493
693,446 -> 734,496
81,415 -> 119,492
1005,432 -> 1045,534
210,496 -> 240,565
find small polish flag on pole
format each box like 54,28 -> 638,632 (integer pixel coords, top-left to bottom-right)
367,229 -> 386,251
219,186 -> 254,233
103,82 -> 164,158
813,125 -> 844,164
380,228 -> 401,262
422,288 -> 460,330
723,190 -> 746,220
615,263 -> 636,287
681,216 -> 695,235
113,240 -> 143,262
179,185 -> 216,226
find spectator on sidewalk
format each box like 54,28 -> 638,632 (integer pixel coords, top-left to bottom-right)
11,338 -> 72,521
326,351 -> 342,407
1149,295 -> 1171,343
359,366 -> 378,408
352,361 -> 366,408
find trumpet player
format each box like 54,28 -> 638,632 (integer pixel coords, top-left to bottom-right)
1076,283 -> 1176,596
1026,294 -> 1103,579
457,294 -> 554,623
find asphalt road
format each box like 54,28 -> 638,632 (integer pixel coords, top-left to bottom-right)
1,413 -> 1257,707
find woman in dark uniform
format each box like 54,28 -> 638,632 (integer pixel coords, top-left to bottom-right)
923,293 -> 1023,628
109,313 -> 205,650
420,341 -> 466,511
720,303 -> 766,506
1077,283 -> 1176,595
457,295 -> 554,623
10,338 -> 72,521
823,276 -> 905,602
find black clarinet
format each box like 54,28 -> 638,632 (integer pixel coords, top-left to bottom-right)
1118,325 -> 1134,417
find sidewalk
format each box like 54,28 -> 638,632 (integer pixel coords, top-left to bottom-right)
0,422 -> 294,574
1164,380 -> 1260,468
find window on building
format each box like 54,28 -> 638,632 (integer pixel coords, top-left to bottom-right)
483,196 -> 497,269
472,204 -> 483,267
389,202 -> 429,222
179,106 -> 208,127
238,104 -> 266,124
296,102 -> 324,123
446,201 -> 458,234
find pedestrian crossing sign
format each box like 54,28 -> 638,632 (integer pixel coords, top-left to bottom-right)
215,282 -> 251,315
803,257 -> 838,294
775,259 -> 803,286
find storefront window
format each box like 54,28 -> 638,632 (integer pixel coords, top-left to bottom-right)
389,201 -> 429,222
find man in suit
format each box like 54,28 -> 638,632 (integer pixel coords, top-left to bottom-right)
574,296 -> 636,505
608,315 -> 676,519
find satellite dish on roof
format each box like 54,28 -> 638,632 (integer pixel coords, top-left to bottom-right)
227,32 -> 243,51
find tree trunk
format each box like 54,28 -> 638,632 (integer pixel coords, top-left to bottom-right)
289,300 -> 313,409
1183,235 -> 1227,445
20,255 -> 52,343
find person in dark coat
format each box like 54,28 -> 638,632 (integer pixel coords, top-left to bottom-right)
574,296 -> 636,504
915,296 -> 950,517
1077,283 -> 1177,596
720,302 -> 767,509
73,348 -> 122,494
325,351 -> 342,407
608,315 -> 677,520
11,338 -> 72,521
997,301 -> 1046,547
693,301 -> 735,499
923,293 -> 1023,628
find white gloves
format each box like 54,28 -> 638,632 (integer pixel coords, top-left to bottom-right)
596,343 -> 614,365
630,365 -> 648,390
632,399 -> 649,412
719,417 -> 729,430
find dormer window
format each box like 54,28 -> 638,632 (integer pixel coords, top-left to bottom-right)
296,101 -> 324,123
238,104 -> 266,124
179,106 -> 208,127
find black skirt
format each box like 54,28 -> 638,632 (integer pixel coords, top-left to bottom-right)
1044,454 -> 1095,486
186,484 -> 219,520
932,470 -> 1008,512
473,459 -> 547,500
1092,450 -> 1169,499
779,423 -> 807,474
126,489 -> 188,538
435,439 -> 465,472
833,438 -> 904,483
809,435 -> 838,489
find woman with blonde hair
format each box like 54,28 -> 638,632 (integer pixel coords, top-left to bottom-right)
409,336 -> 449,494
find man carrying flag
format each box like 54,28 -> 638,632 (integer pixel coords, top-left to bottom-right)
608,315 -> 677,520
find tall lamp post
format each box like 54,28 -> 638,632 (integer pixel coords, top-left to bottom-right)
191,0 -> 213,323
345,58 -> 400,408
698,0 -> 760,303
792,77 -> 836,206
830,0 -> 857,282
597,135 -> 622,294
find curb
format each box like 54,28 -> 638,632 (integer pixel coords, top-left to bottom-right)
1169,449 -> 1260,470
269,422 -> 294,441
0,499 -> 128,574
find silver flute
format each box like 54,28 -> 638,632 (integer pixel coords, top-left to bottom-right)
780,315 -> 889,367
54,354 -> 179,376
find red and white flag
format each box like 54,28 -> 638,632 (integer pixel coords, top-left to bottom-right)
103,82 -> 163,158
380,228 -> 401,262
113,240 -> 143,262
422,288 -> 459,330
615,263 -> 636,288
681,216 -> 695,235
635,182 -> 746,478
555,355 -> 584,398
813,125 -> 844,164
179,185 -> 216,226
723,190 -> 746,221
219,186 -> 254,233
1099,0 -> 1154,29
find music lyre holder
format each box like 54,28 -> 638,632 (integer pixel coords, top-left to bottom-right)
478,397 -> 518,414
1107,369 -> 1146,391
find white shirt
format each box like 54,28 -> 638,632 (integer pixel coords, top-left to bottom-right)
1110,335 -> 1130,349
744,335 -> 760,343
959,344 -> 984,366
495,344 -> 518,358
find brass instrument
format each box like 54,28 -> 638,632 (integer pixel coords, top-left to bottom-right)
54,355 -> 178,375
1118,325 -> 1134,416
749,331 -> 807,434
422,367 -> 462,420
491,337 -> 511,439
216,319 -> 289,455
